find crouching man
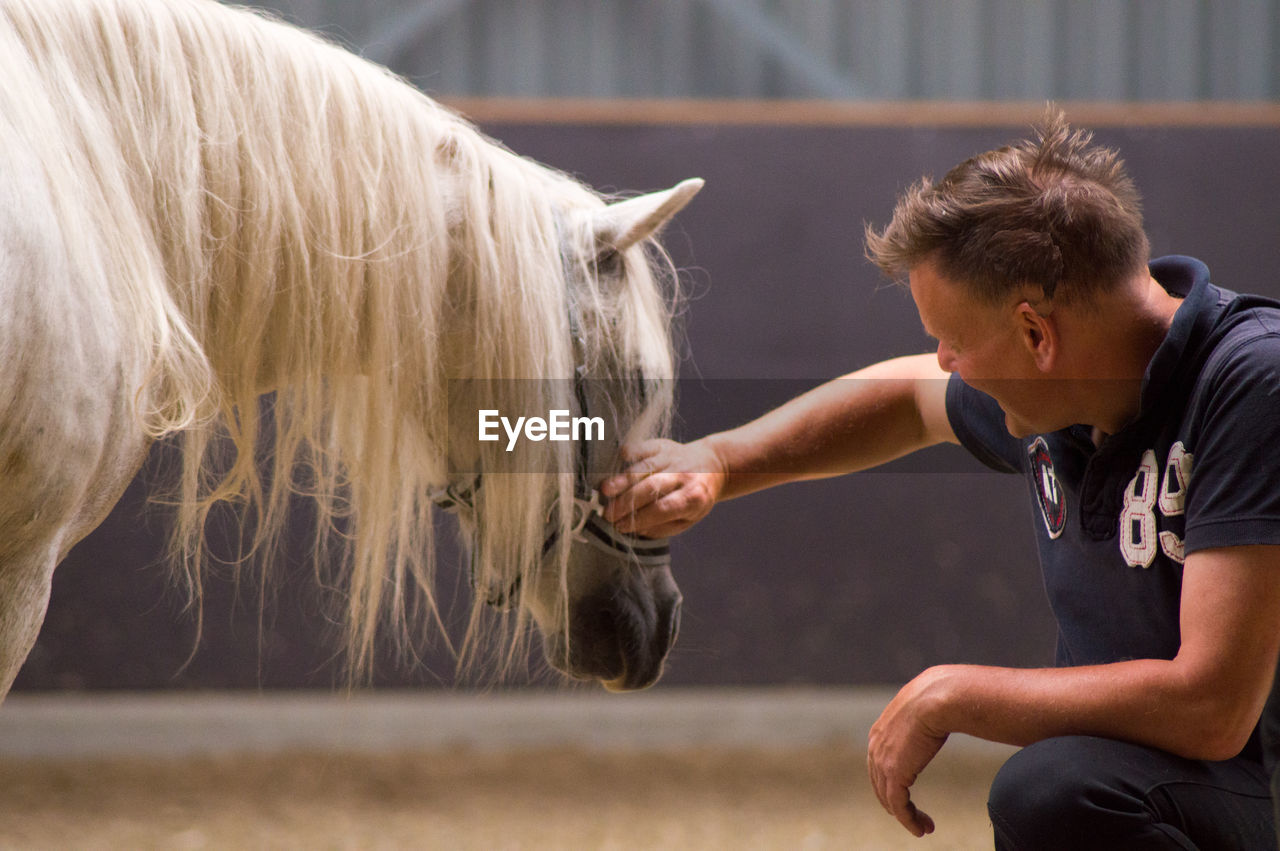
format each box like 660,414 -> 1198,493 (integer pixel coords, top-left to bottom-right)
603,112 -> 1280,849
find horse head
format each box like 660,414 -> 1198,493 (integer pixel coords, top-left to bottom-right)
438,178 -> 701,691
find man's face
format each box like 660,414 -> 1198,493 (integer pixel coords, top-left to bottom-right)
908,261 -> 1059,438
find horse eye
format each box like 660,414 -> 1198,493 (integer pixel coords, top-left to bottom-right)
594,248 -> 623,279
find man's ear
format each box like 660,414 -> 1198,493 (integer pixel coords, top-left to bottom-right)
1015,301 -> 1057,372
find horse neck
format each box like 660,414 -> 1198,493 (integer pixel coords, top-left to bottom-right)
157,5 -> 582,400
153,14 -> 445,397
24,0 -> 605,443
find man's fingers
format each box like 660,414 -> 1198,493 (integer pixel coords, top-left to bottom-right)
606,478 -> 684,532
623,516 -> 699,539
611,511 -> 669,537
603,471 -> 679,523
903,801 -> 935,837
618,439 -> 665,466
599,451 -> 666,499
599,465 -> 650,500
870,752 -> 935,839
888,787 -> 934,838
599,439 -> 722,536
867,753 -> 884,803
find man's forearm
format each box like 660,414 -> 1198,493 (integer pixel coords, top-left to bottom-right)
918,659 -> 1257,762
705,354 -> 950,502
922,546 -> 1280,762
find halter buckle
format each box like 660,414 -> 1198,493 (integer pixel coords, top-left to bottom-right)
429,476 -> 480,512
569,489 -> 605,542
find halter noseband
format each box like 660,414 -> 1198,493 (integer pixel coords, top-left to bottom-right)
429,474 -> 671,611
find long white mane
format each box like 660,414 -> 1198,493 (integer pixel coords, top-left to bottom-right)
0,0 -> 677,675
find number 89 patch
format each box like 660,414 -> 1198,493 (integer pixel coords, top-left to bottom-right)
1120,442 -> 1192,568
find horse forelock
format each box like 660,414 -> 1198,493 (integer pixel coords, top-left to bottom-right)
2,0 -> 679,681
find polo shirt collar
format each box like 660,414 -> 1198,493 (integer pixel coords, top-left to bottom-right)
1137,255 -> 1217,419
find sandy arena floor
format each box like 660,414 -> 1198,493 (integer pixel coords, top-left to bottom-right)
0,745 -> 1005,849
0,690 -> 1008,849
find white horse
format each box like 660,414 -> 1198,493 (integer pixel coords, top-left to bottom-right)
0,0 -> 701,694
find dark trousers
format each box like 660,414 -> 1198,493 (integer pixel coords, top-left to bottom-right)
987,736 -> 1274,850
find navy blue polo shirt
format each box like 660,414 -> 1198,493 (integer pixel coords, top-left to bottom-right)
946,255 -> 1280,764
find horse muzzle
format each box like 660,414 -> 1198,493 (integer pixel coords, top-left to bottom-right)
544,564 -> 682,691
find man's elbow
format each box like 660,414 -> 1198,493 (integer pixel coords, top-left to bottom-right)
1179,729 -> 1252,762
1168,697 -> 1261,762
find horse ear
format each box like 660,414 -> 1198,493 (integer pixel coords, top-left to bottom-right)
593,178 -> 704,253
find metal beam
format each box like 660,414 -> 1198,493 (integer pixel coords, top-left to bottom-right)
363,0 -> 473,68
697,0 -> 867,98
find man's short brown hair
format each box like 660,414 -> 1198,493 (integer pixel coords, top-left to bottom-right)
865,109 -> 1149,306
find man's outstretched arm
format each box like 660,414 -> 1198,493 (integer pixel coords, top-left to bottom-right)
601,353 -> 956,537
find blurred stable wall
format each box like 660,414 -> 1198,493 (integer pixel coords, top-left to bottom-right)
15,105 -> 1280,690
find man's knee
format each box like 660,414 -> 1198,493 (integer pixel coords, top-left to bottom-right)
987,736 -> 1187,851
988,737 -> 1099,849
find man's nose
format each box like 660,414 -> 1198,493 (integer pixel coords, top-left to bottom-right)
936,343 -> 957,373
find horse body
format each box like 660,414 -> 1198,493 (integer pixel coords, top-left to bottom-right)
0,0 -> 700,695
0,108 -> 149,694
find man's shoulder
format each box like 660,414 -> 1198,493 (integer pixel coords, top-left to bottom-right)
1202,295 -> 1280,375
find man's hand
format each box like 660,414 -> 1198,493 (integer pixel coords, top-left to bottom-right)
867,668 -> 952,837
599,438 -> 727,537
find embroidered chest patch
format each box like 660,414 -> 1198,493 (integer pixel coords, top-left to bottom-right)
1028,437 -> 1066,539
